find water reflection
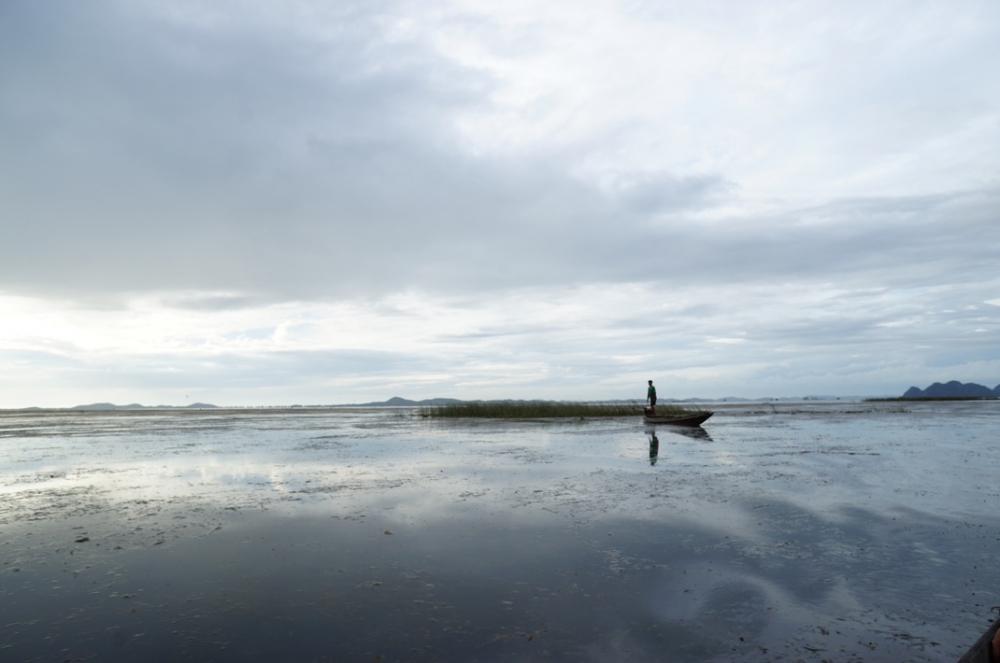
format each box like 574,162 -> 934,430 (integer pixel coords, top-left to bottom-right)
669,425 -> 714,441
644,424 -> 714,442
4,501 -> 993,662
645,426 -> 714,465
2,405 -> 999,662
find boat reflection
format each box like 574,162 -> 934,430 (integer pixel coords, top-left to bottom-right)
643,426 -> 715,464
645,425 -> 714,443
670,426 -> 713,441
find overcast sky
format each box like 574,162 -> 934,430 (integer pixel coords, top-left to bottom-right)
2,0 -> 998,407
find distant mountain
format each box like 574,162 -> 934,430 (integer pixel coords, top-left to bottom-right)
902,381 -> 999,398
71,403 -> 218,410
360,396 -> 463,406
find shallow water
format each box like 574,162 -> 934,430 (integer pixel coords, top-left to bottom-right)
1,402 -> 998,661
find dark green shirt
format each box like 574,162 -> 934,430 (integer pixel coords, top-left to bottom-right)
647,385 -> 656,399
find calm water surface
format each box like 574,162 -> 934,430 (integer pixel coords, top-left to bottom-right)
1,402 -> 998,661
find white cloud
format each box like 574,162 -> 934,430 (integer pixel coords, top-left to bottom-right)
1,0 -> 998,404
2,276 -> 998,406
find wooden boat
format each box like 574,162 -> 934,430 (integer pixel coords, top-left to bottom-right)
958,615 -> 1000,662
642,410 -> 713,427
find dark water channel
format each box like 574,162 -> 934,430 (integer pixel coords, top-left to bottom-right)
1,403 -> 998,661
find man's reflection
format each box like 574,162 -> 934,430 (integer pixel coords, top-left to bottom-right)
648,431 -> 659,466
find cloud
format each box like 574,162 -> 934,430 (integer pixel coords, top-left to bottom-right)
2,0 -> 996,302
597,171 -> 733,214
159,292 -> 263,311
1,0 -> 998,403
2,273 -> 998,406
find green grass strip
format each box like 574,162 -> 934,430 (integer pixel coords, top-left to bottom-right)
419,401 -> 701,419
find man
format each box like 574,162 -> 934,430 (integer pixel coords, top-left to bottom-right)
647,380 -> 656,415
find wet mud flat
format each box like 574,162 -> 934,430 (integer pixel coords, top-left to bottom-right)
1,402 -> 998,661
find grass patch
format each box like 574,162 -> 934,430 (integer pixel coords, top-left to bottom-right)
419,401 -> 702,419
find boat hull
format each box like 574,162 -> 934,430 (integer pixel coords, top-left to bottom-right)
958,615 -> 1000,662
643,412 -> 713,427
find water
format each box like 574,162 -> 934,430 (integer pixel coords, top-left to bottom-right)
1,402 -> 998,661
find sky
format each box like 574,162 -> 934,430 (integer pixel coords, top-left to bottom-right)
1,0 -> 999,407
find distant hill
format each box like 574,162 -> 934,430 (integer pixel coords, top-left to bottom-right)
359,397 -> 464,406
902,381 -> 1000,398
71,403 -> 218,410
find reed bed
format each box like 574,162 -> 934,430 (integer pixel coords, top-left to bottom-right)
419,401 -> 701,419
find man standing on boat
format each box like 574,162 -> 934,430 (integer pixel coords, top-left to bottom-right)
647,380 -> 657,415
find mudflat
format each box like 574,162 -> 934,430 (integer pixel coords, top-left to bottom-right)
1,401 -> 998,661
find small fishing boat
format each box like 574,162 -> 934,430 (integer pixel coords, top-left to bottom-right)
958,615 -> 1000,663
642,409 -> 713,427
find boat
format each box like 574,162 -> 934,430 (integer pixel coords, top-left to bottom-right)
958,615 -> 1000,662
642,409 -> 713,427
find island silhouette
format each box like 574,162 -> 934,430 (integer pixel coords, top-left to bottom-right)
902,381 -> 1000,398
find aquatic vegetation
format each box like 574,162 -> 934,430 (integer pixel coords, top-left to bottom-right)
419,400 -> 701,419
